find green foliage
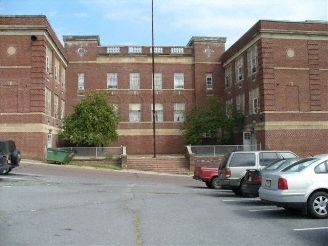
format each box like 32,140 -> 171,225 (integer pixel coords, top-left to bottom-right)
181,97 -> 244,145
59,91 -> 119,147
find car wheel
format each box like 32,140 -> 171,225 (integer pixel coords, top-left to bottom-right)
1,168 -> 12,175
307,191 -> 328,219
240,179 -> 251,197
232,179 -> 244,196
211,177 -> 220,189
11,149 -> 21,165
205,181 -> 211,188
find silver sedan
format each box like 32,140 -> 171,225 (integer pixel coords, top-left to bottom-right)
259,155 -> 328,219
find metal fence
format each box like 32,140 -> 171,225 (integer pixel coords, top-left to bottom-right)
190,144 -> 261,156
59,146 -> 123,159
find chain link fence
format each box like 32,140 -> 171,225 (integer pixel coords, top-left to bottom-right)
190,144 -> 261,156
58,146 -> 123,159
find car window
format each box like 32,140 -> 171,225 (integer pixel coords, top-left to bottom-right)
259,152 -> 278,166
229,153 -> 255,167
279,152 -> 298,158
264,159 -> 285,170
314,161 -> 328,173
219,153 -> 231,169
282,158 -> 318,172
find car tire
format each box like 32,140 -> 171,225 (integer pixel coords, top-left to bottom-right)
211,177 -> 220,189
240,179 -> 251,197
205,181 -> 211,188
1,168 -> 12,175
307,191 -> 328,219
11,149 -> 21,165
232,179 -> 244,196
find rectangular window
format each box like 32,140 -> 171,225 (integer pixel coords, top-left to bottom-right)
54,58 -> 60,81
174,73 -> 184,89
60,100 -> 65,119
226,98 -> 233,116
129,103 -> 141,122
54,94 -> 59,118
151,103 -> 163,122
61,66 -> 66,88
153,73 -> 162,90
249,87 -> 259,114
225,66 -> 231,88
247,45 -> 258,76
107,73 -> 118,89
78,73 -> 85,90
45,87 -> 51,116
46,46 -> 52,74
130,73 -> 140,90
235,57 -> 243,82
236,93 -> 245,113
206,73 -> 213,90
173,103 -> 185,122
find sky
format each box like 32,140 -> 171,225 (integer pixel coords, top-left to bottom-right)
0,0 -> 327,48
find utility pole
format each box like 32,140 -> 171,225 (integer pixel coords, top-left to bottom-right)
151,0 -> 156,158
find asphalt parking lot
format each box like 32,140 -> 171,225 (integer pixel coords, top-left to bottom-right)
1,162 -> 328,246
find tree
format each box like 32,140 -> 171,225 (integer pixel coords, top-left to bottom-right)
181,97 -> 244,145
59,91 -> 119,147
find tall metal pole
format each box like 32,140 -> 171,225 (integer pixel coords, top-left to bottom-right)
152,0 -> 156,158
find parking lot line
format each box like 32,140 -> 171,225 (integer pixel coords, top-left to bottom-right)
293,227 -> 328,231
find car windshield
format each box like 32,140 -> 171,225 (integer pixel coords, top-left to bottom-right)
282,158 -> 318,172
263,159 -> 287,170
263,158 -> 300,171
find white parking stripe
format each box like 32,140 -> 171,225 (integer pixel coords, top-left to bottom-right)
293,227 -> 328,231
249,208 -> 284,212
222,198 -> 260,202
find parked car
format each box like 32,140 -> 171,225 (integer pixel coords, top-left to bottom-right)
218,150 -> 298,195
193,166 -> 219,189
242,157 -> 301,197
259,155 -> 328,219
0,140 -> 21,174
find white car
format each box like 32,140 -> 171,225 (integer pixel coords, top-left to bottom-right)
259,155 -> 328,219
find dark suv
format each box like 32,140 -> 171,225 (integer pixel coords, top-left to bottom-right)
0,140 -> 21,174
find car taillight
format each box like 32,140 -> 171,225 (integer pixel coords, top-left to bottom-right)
253,176 -> 262,184
225,168 -> 231,178
278,178 -> 288,190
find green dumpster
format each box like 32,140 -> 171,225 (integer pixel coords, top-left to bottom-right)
46,148 -> 77,164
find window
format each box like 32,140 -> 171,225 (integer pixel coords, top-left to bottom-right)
230,153 -> 256,167
151,103 -> 163,122
173,103 -> 185,122
112,103 -> 119,115
129,103 -> 141,122
314,162 -> 328,173
153,73 -> 162,90
225,66 -> 231,88
150,47 -> 163,54
259,152 -> 279,166
247,45 -> 258,76
45,87 -> 51,116
107,73 -> 118,89
54,58 -> 59,81
174,73 -> 184,89
249,87 -> 259,114
130,73 -> 140,90
60,100 -> 65,119
235,57 -> 243,82
61,66 -> 66,88
206,73 -> 213,90
226,98 -> 233,116
54,94 -> 59,118
236,94 -> 245,113
78,73 -> 85,90
46,46 -> 52,74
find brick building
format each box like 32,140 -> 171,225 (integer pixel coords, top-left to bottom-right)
0,15 -> 327,159
221,20 -> 328,156
0,15 -> 67,159
63,35 -> 225,155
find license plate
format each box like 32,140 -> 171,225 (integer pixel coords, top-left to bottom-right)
265,179 -> 271,187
